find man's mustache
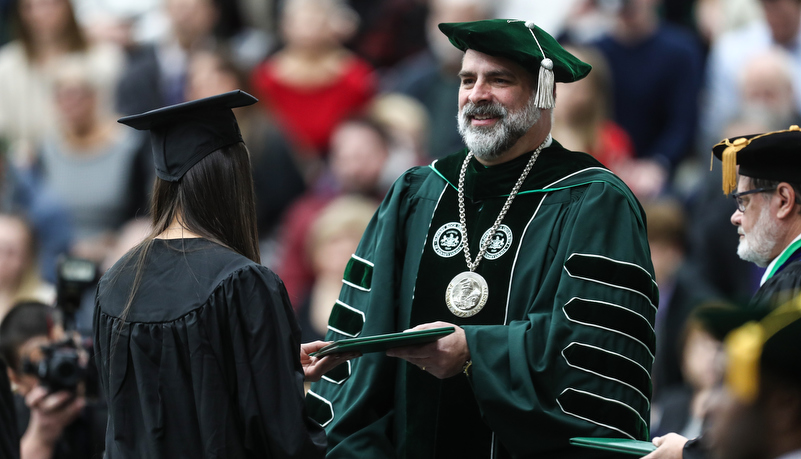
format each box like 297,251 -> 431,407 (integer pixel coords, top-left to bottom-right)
461,102 -> 508,119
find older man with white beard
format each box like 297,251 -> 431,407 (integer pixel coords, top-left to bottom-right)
642,127 -> 801,459
717,127 -> 801,308
307,19 -> 656,459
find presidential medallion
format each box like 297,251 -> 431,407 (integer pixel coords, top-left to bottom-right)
446,271 -> 489,317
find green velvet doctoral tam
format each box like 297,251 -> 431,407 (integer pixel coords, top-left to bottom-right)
307,140 -> 657,458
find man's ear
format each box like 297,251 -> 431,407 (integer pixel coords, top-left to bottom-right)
775,183 -> 798,219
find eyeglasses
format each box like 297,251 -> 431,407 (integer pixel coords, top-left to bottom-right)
731,187 -> 777,212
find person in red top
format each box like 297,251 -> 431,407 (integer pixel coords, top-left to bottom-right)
250,0 -> 376,166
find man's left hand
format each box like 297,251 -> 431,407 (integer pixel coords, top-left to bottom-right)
386,321 -> 470,379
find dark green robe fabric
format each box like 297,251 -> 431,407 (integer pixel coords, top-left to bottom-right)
307,142 -> 657,458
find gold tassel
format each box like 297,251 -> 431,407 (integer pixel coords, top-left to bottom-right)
719,137 -> 749,194
725,322 -> 764,404
722,144 -> 738,194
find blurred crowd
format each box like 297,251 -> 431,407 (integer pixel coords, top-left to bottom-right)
0,0 -> 799,454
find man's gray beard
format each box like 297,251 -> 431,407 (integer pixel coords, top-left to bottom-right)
737,203 -> 781,267
457,94 -> 541,162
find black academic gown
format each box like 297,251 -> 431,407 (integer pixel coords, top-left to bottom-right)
750,257 -> 801,309
93,238 -> 326,459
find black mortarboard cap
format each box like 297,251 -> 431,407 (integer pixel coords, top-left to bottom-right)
712,125 -> 801,194
118,90 -> 257,181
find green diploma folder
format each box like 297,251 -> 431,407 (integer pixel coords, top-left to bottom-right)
570,437 -> 657,456
310,327 -> 455,357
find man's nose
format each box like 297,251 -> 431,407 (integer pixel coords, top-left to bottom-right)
731,208 -> 742,226
468,80 -> 492,104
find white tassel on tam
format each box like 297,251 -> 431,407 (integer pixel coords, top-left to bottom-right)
524,21 -> 555,109
534,58 -> 555,109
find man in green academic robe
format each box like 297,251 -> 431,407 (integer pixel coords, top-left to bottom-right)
307,19 -> 657,458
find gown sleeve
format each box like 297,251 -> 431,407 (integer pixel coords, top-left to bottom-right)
462,181 -> 657,454
215,265 -> 327,458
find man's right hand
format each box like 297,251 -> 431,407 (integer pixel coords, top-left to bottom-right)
21,386 -> 84,459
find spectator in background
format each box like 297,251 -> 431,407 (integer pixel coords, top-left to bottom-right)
185,48 -> 306,250
276,116 -> 389,306
384,0 -> 494,159
591,0 -> 704,195
115,0 -> 220,115
559,0 -> 618,44
701,0 -> 801,152
0,154 -> 72,283
0,301 -> 105,459
34,62 -> 151,265
0,214 -> 55,321
345,0 -> 428,70
736,47 -> 801,131
297,195 -> 377,342
551,45 -> 635,178
366,93 -> 429,191
694,0 -> 763,51
251,0 -> 375,170
644,198 -> 718,400
0,0 -> 122,168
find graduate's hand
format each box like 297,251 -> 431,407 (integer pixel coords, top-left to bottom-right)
300,341 -> 360,383
641,433 -> 688,459
386,321 -> 470,379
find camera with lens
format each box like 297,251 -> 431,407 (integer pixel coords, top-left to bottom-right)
22,338 -> 88,393
19,256 -> 100,395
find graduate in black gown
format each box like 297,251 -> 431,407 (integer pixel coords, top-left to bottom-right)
93,91 -> 333,458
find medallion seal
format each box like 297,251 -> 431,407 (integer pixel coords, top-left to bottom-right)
445,271 -> 489,317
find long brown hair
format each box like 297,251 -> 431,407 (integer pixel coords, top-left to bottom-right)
12,0 -> 88,60
112,142 -> 260,345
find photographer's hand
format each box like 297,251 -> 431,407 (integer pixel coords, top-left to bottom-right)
21,386 -> 84,459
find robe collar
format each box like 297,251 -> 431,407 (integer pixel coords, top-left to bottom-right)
430,139 -> 607,200
761,231 -> 801,285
